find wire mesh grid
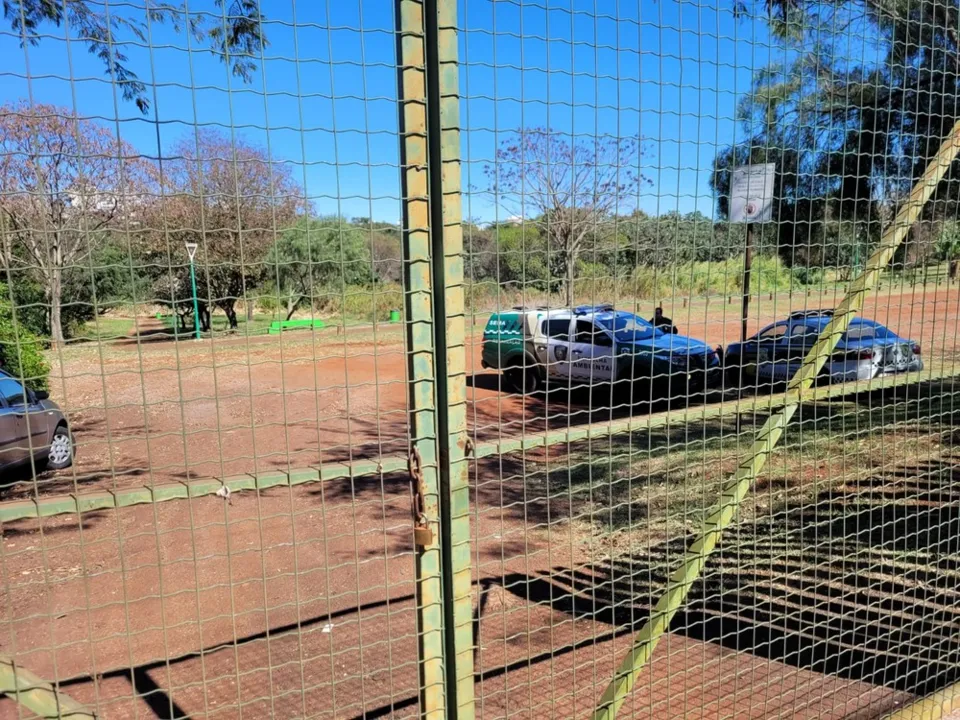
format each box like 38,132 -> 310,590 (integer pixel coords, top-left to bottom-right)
0,0 -> 426,718
0,0 -> 956,718
461,0 -> 960,718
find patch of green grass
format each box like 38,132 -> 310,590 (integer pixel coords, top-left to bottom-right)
75,316 -> 135,341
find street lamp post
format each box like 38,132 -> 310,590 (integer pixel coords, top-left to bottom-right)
185,242 -> 201,340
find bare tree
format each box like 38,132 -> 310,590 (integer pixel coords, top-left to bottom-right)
152,129 -> 304,329
0,102 -> 151,345
483,128 -> 646,305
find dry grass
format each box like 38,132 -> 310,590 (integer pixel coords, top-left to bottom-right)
510,381 -> 960,561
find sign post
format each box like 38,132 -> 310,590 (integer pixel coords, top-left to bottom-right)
729,163 -> 775,342
185,242 -> 201,340
741,224 -> 754,344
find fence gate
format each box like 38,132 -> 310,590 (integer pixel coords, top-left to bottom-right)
1,0 -> 960,718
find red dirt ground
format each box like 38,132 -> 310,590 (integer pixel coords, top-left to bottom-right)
0,285 -> 955,719
0,469 -> 917,719
16,284 -> 960,501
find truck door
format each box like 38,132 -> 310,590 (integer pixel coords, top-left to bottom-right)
748,322 -> 789,382
569,320 -> 616,384
780,322 -> 820,379
540,317 -> 574,381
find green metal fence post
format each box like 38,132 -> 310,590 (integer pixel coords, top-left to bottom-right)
397,0 -> 474,714
397,0 -> 474,715
426,0 -> 475,713
396,0 -> 446,714
0,656 -> 95,720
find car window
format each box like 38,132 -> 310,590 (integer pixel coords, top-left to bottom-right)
789,323 -> 820,338
595,313 -> 653,333
843,324 -> 893,342
0,378 -> 28,407
756,323 -> 789,341
574,320 -> 611,346
543,318 -> 571,340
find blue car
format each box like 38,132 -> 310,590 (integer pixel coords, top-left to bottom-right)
723,310 -> 923,387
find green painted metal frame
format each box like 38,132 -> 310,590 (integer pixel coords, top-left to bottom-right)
0,362 -> 947,524
0,656 -> 94,719
425,0 -> 476,712
592,117 -> 960,720
396,0 -> 474,715
0,459 -> 406,522
396,0 -> 446,713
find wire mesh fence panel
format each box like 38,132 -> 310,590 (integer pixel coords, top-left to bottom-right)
460,0 -> 960,718
0,1 -> 435,718
1,0 -> 960,718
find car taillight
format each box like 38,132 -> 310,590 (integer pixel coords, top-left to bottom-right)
858,349 -> 875,359
912,343 -> 921,355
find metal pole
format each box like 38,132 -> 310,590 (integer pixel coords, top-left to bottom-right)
189,259 -> 201,340
396,0 -> 474,715
741,223 -> 754,342
424,0 -> 475,712
396,1 -> 448,716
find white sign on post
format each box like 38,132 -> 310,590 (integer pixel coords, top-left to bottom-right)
729,163 -> 775,223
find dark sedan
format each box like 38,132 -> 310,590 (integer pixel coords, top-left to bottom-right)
724,310 -> 923,387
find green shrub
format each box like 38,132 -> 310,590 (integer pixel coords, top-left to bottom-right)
0,288 -> 49,390
790,266 -> 824,285
627,255 -> 796,299
320,284 -> 404,322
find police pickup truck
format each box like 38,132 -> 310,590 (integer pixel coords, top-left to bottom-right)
480,304 -> 721,397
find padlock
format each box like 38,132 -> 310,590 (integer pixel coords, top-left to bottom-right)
414,524 -> 434,547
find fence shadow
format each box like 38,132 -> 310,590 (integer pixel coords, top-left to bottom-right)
486,452 -> 960,698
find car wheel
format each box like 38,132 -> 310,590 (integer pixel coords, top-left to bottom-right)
724,358 -> 758,396
505,364 -> 541,394
46,425 -> 73,470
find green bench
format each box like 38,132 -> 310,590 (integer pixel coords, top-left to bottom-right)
268,319 -> 326,334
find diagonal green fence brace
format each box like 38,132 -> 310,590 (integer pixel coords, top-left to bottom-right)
0,656 -> 94,719
592,118 -> 960,720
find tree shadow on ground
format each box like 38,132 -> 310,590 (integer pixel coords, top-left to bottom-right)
484,452 -> 960,698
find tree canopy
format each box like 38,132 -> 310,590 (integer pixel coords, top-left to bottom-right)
148,129 -> 305,329
713,0 -> 960,265
482,128 -> 647,305
3,0 -> 266,114
266,217 -> 372,319
0,102 -> 153,343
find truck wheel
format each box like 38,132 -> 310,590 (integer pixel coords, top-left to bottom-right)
505,364 -> 541,394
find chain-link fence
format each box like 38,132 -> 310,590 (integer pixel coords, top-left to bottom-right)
0,0 -> 959,718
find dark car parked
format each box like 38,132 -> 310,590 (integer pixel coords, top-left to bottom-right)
0,371 -> 73,473
724,310 -> 923,388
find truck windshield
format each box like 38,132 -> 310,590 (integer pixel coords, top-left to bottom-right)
596,313 -> 659,341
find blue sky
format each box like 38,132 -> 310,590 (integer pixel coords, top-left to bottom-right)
0,0 -> 779,222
